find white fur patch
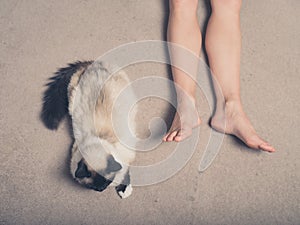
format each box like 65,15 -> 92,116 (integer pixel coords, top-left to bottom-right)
117,184 -> 133,199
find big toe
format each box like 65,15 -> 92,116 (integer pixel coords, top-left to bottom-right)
174,129 -> 192,142
259,142 -> 276,152
243,134 -> 275,152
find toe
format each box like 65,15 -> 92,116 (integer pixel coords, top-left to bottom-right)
163,133 -> 168,142
174,129 -> 192,142
259,142 -> 276,152
167,130 -> 179,142
163,131 -> 174,141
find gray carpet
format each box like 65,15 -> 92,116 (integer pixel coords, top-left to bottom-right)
0,1 -> 299,224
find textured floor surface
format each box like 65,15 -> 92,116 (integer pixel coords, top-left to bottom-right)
0,1 -> 299,225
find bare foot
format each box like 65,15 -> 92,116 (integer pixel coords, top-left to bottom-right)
163,96 -> 201,142
211,100 -> 275,152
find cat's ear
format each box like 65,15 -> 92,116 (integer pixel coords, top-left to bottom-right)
75,160 -> 91,178
107,156 -> 122,172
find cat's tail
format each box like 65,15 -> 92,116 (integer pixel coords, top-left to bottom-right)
41,61 -> 93,130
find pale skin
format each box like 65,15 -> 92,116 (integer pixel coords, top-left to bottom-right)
163,0 -> 275,152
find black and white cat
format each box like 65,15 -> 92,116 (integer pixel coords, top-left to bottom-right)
41,61 -> 137,198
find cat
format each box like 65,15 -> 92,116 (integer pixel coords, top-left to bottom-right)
41,60 -> 137,198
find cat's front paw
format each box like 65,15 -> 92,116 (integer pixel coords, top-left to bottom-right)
115,184 -> 133,199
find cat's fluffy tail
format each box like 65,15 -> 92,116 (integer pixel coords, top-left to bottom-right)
41,61 -> 93,130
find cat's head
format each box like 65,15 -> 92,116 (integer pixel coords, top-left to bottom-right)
73,157 -> 122,192
70,143 -> 122,192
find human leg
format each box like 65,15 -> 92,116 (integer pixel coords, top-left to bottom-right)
206,0 -> 275,152
163,0 -> 202,142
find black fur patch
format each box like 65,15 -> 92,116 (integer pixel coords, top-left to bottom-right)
91,174 -> 113,192
115,184 -> 127,193
41,61 -> 93,130
75,159 -> 91,178
115,171 -> 130,194
106,155 -> 122,173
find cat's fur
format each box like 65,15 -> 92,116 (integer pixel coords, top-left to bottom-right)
41,61 -> 137,198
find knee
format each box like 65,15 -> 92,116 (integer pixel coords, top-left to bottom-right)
211,0 -> 242,14
169,0 -> 198,17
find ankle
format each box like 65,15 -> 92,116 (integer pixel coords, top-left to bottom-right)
216,95 -> 242,108
176,89 -> 196,102
225,98 -> 242,109
214,97 -> 243,118
177,94 -> 196,109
